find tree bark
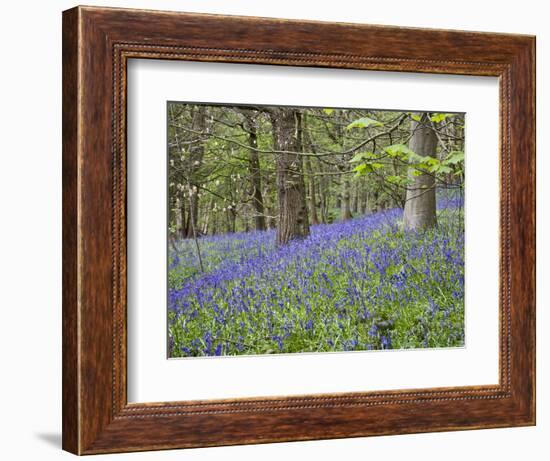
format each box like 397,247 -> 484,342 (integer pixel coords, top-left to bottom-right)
267,205 -> 277,229
226,207 -> 237,233
183,106 -> 206,238
302,115 -> 319,226
319,165 -> 329,223
351,183 -> 359,214
340,177 -> 353,221
361,189 -> 369,215
185,189 -> 199,237
271,109 -> 310,245
201,198 -> 214,235
403,113 -> 438,231
305,155 -> 319,225
179,198 -> 187,239
245,115 -> 267,231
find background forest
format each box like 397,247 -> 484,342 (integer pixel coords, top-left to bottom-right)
167,103 -> 465,357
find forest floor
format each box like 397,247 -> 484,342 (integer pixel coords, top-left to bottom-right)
168,203 -> 464,357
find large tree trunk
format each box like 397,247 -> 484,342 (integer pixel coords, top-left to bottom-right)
403,113 -> 438,231
271,109 -> 310,245
245,115 -> 267,231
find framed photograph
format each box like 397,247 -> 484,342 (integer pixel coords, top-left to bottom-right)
62,5 -> 535,455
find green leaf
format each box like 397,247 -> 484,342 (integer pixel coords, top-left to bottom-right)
384,144 -> 415,159
386,175 -> 409,185
430,113 -> 454,123
353,164 -> 368,176
410,114 -> 422,122
349,151 -> 375,163
423,156 -> 440,167
442,150 -> 465,165
323,108 -> 334,115
352,162 -> 384,177
414,156 -> 446,174
346,117 -> 383,130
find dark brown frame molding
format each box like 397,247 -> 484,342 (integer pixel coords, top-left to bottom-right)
62,5 -> 536,455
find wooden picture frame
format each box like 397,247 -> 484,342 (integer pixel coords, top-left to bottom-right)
62,5 -> 536,455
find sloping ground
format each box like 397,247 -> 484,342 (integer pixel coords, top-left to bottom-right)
168,205 -> 464,357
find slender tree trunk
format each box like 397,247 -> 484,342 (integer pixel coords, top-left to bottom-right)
361,190 -> 369,215
246,116 -> 267,231
185,190 -> 199,237
336,111 -> 352,221
305,155 -> 319,225
186,183 -> 204,272
211,208 -> 218,235
340,177 -> 353,221
318,163 -> 329,223
271,109 -> 310,245
226,207 -> 237,233
351,183 -> 359,214
179,198 -> 187,239
201,198 -> 214,235
184,106 -> 206,238
403,113 -> 438,230
371,191 -> 379,213
302,115 -> 319,225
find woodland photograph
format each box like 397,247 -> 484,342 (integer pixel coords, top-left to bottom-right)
167,102 -> 465,358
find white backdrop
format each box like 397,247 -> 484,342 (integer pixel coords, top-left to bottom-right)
127,60 -> 499,402
0,1 -> 546,460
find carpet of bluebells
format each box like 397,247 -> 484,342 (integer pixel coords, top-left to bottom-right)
168,201 -> 464,357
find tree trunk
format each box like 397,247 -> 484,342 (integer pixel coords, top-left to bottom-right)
211,207 -> 218,235
403,113 -> 438,231
305,155 -> 319,225
226,207 -> 237,233
372,191 -> 379,213
340,177 -> 353,221
302,115 -> 319,225
271,109 -> 310,245
361,190 -> 369,215
201,198 -> 214,235
267,205 -> 277,229
185,189 -> 199,237
318,163 -> 329,223
179,198 -> 187,239
184,106 -> 206,238
351,183 -> 359,214
245,116 -> 267,231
